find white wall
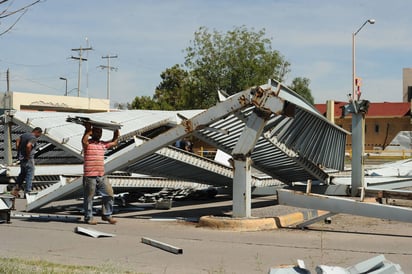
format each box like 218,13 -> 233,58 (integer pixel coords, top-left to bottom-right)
8,92 -> 109,112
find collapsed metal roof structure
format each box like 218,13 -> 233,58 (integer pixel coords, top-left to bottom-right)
4,77 -> 412,224
1,79 -> 350,216
3,78 -> 412,225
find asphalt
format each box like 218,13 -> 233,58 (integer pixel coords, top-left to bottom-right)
1,195 -> 412,273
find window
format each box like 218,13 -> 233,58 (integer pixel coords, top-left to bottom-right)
375,124 -> 379,133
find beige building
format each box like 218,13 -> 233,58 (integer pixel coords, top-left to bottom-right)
0,91 -> 110,113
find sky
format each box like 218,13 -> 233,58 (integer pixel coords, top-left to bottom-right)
1,0 -> 412,106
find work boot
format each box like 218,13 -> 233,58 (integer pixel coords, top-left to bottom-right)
84,218 -> 98,225
102,216 -> 117,225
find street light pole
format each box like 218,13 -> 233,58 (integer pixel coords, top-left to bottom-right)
352,19 -> 375,101
351,19 -> 375,197
59,77 -> 68,96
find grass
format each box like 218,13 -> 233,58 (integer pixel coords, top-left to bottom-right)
0,257 -> 142,274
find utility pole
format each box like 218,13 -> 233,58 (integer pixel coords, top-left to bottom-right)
6,68 -> 10,92
99,54 -> 118,100
85,37 -> 90,97
4,68 -> 12,165
71,46 -> 92,97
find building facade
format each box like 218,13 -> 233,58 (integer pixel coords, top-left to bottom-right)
0,91 -> 110,113
315,101 -> 412,151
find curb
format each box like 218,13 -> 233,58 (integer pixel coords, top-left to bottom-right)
198,210 -> 329,231
198,216 -> 278,232
274,210 -> 328,227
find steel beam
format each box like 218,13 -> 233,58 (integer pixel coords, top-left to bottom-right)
26,176 -> 82,212
277,189 -> 412,223
296,212 -> 336,229
232,112 -> 269,218
351,112 -> 365,196
12,213 -> 80,222
232,158 -> 252,217
7,164 -> 83,177
141,237 -> 183,254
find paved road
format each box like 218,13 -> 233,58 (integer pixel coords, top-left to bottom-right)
1,196 -> 412,273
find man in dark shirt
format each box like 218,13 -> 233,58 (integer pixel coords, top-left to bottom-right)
12,127 -> 42,197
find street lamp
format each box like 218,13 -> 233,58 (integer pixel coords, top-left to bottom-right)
59,77 -> 68,96
350,19 -> 375,197
352,19 -> 375,101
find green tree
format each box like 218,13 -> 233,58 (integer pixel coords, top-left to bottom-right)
130,26 -> 315,110
288,77 -> 314,105
184,26 -> 291,108
113,102 -> 131,110
153,64 -> 189,110
130,95 -> 160,110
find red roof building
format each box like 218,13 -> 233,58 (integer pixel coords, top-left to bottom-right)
314,101 -> 411,150
315,101 -> 411,118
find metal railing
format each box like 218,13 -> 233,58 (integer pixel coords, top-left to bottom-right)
346,149 -> 412,160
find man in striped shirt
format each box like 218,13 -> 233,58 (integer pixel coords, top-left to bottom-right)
82,122 -> 119,225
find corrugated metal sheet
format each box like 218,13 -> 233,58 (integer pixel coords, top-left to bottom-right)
0,122 -> 80,165
0,109 -> 204,165
195,110 -> 329,183
9,109 -> 203,154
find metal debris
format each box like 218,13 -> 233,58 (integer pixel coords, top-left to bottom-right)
154,198 -> 172,209
268,255 -> 403,274
268,259 -> 309,274
141,237 -> 183,254
12,213 -> 80,222
66,116 -> 122,131
74,226 -> 115,238
0,194 -> 15,223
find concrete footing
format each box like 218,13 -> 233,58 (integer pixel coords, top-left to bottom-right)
198,216 -> 278,231
198,210 -> 329,231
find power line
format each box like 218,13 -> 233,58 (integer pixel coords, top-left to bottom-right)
99,54 -> 118,100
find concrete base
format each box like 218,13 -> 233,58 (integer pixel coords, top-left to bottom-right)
198,210 -> 329,231
198,216 -> 278,232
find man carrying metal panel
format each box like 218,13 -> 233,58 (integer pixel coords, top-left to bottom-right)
12,127 -> 43,197
82,122 -> 119,225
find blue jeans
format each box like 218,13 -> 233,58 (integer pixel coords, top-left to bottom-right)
83,176 -> 114,221
16,159 -> 35,193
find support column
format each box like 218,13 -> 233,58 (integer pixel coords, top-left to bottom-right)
231,112 -> 267,218
4,111 -> 13,165
351,112 -> 365,196
232,158 -> 252,218
326,100 -> 335,123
